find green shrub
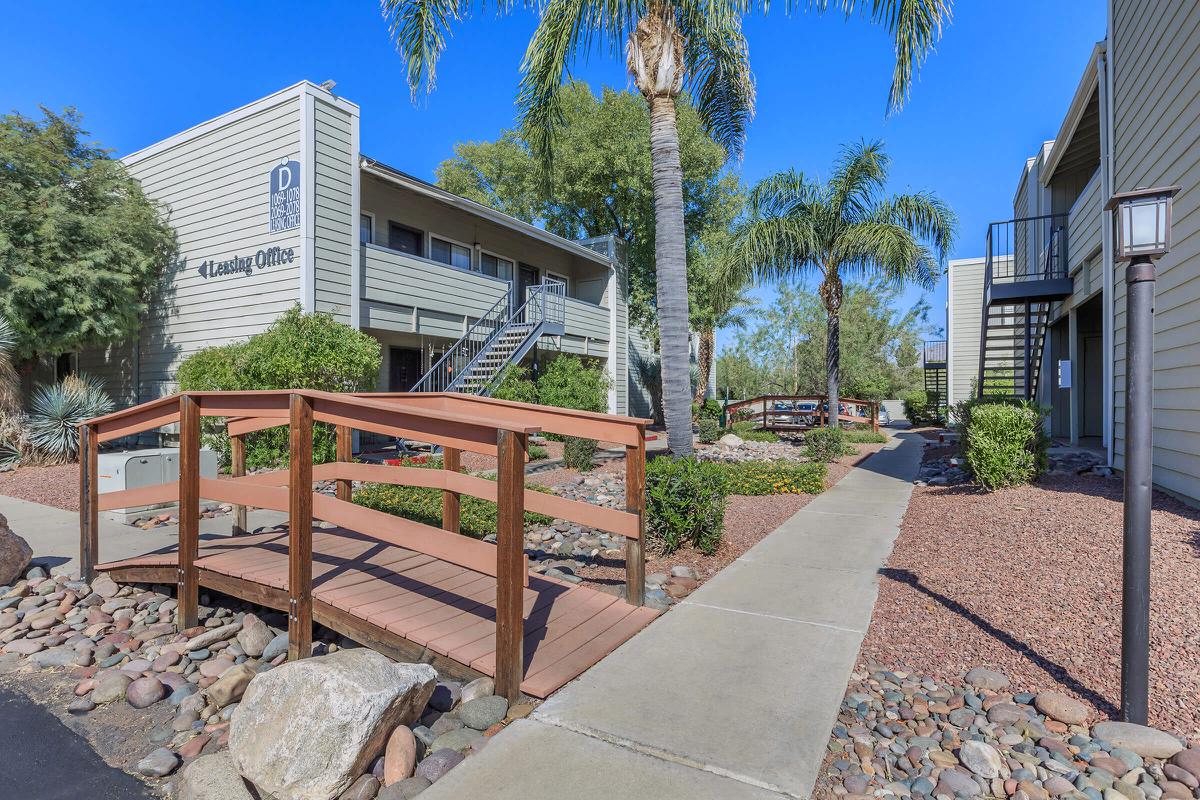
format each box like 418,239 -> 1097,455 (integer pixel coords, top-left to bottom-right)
177,307 -> 381,470
903,389 -> 944,427
804,427 -> 853,462
353,456 -> 552,538
491,364 -> 537,404
563,436 -> 597,471
646,457 -> 728,555
693,398 -> 722,420
535,356 -> 609,441
721,461 -> 826,495
697,417 -> 720,443
844,430 -> 887,444
528,443 -> 549,460
962,401 -> 1048,490
740,430 -> 780,443
25,374 -> 114,463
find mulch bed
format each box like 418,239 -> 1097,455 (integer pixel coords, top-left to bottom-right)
0,464 -> 80,513
858,455 -> 1200,736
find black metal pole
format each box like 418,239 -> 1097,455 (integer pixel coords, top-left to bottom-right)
1121,254 -> 1155,725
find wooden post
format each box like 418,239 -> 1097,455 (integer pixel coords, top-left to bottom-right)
230,434 -> 247,536
178,395 -> 200,629
288,393 -> 314,661
872,402 -> 879,433
335,424 -> 352,503
494,429 -> 526,704
78,424 -> 99,582
625,429 -> 646,607
441,447 -> 461,533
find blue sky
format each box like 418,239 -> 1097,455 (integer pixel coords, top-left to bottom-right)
2,1 -> 1106,351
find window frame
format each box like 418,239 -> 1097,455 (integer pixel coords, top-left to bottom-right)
359,212 -> 375,245
478,248 -> 516,281
387,220 -> 425,258
429,232 -> 475,272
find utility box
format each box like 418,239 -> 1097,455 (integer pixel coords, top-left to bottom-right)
97,447 -> 218,519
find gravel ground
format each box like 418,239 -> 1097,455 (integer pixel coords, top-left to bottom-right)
0,464 -> 80,512
859,463 -> 1200,737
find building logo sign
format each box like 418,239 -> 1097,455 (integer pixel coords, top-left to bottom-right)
197,246 -> 296,280
269,159 -> 301,233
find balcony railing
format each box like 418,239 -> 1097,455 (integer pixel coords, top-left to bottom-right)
923,340 -> 948,366
984,214 -> 1072,307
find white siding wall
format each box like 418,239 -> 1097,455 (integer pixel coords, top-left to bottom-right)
80,88 -> 305,402
947,257 -> 986,405
1111,0 -> 1200,501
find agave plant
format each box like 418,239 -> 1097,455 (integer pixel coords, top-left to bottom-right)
25,374 -> 115,463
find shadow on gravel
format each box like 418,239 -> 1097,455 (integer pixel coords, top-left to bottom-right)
878,567 -> 1120,717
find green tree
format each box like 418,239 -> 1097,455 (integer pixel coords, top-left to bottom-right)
0,108 -> 175,363
383,0 -> 950,456
688,228 -> 755,404
437,81 -> 738,333
726,141 -> 955,424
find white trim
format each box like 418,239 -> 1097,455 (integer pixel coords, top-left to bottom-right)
1098,36 -> 1115,465
360,160 -> 611,267
428,232 -> 475,272
607,265 -> 618,414
299,91 -> 316,313
478,247 -> 515,281
946,263 -> 955,405
359,211 -> 376,245
349,107 -> 363,330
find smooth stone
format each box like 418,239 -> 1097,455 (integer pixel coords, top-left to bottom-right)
383,725 -> 419,785
378,776 -> 431,799
937,768 -> 981,797
67,697 -> 96,714
457,695 -> 508,731
137,747 -> 181,777
92,673 -> 133,704
3,639 -> 44,656
960,740 -> 1004,779
208,663 -> 254,707
413,749 -> 463,783
988,703 -> 1027,725
175,751 -> 256,800
30,646 -> 78,669
458,677 -> 493,705
168,683 -> 200,706
428,682 -> 460,713
339,774 -> 381,800
235,614 -> 273,658
1093,723 -> 1183,759
429,716 -> 463,737
126,676 -> 167,709
1035,692 -> 1090,725
965,667 -> 1010,691
260,632 -> 288,661
428,728 -> 482,754
1169,750 -> 1200,781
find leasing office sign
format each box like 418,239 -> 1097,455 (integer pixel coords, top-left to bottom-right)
269,159 -> 301,233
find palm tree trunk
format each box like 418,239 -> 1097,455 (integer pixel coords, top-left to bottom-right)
693,328 -> 713,406
648,94 -> 693,456
821,273 -> 843,429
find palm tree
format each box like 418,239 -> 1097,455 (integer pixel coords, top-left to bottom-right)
382,0 -> 951,455
726,141 -> 956,427
689,231 -> 756,404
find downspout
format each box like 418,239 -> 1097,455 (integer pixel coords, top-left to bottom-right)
607,259 -> 619,414
1098,37 -> 1115,465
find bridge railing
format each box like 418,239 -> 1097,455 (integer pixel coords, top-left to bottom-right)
724,395 -> 878,432
79,390 -> 651,703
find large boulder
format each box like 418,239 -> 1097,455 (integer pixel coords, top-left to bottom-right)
1092,721 -> 1184,759
176,751 -> 257,800
229,649 -> 437,800
0,514 -> 33,587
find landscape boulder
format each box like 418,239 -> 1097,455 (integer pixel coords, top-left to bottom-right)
229,649 -> 437,800
1092,721 -> 1184,759
0,513 -> 33,587
176,751 -> 256,800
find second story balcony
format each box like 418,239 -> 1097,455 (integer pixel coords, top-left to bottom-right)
984,214 -> 1074,306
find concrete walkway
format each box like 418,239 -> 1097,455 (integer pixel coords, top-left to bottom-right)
0,494 -> 286,576
423,431 -> 923,800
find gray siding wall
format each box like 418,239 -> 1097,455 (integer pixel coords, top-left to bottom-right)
947,257 -> 986,406
80,90 -> 304,402
1111,0 -> 1200,500
313,97 -> 356,323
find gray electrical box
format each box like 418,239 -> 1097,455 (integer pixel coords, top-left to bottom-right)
97,447 -> 218,517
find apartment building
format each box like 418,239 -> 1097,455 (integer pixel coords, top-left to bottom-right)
69,81 -> 654,418
943,0 -> 1200,503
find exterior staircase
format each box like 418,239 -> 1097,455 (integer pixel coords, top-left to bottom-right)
977,215 -> 1072,401
411,281 -> 566,396
922,340 -> 948,411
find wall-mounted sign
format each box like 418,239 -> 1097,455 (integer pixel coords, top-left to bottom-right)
269,159 -> 301,233
197,246 -> 295,280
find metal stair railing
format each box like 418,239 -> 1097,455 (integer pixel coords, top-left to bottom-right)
461,282 -> 568,396
411,292 -> 511,393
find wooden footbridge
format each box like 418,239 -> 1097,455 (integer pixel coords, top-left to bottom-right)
80,391 -> 656,701
725,394 -> 879,432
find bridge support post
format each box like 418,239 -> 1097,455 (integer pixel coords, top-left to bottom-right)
335,425 -> 353,503
78,423 -> 99,582
230,434 -> 247,536
625,430 -> 646,607
178,395 -> 200,629
288,393 -> 314,662
441,447 -> 461,533
495,429 -> 526,704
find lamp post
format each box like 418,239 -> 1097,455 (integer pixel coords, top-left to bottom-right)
1103,185 -> 1179,725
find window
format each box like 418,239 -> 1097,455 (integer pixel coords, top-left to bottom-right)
479,252 -> 514,280
388,222 -> 423,256
359,214 -> 373,245
431,236 -> 472,271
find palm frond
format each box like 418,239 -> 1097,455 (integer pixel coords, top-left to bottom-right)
382,0 -> 468,97
726,213 -> 822,286
677,1 -> 756,158
871,190 -> 957,261
810,0 -> 951,112
829,139 -> 888,221
833,221 -> 938,290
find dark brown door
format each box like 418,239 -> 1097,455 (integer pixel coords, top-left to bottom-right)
515,264 -> 539,318
388,222 -> 423,257
388,348 -> 422,392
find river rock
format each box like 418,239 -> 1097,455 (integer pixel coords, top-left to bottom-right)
229,649 -> 437,800
137,747 -> 181,777
458,695 -> 508,731
235,614 -> 272,658
126,676 -> 167,709
964,667 -> 1010,691
0,514 -> 33,586
383,725 -> 418,784
1035,691 -> 1090,725
93,672 -> 134,704
1171,749 -> 1200,781
261,632 -> 289,661
959,740 -> 1003,778
176,750 -> 256,800
379,776 -> 431,799
339,774 -> 381,800
208,663 -> 254,707
3,639 -> 44,656
1093,722 -> 1184,759
414,748 -> 463,783
185,623 -> 241,653
458,676 -> 494,705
